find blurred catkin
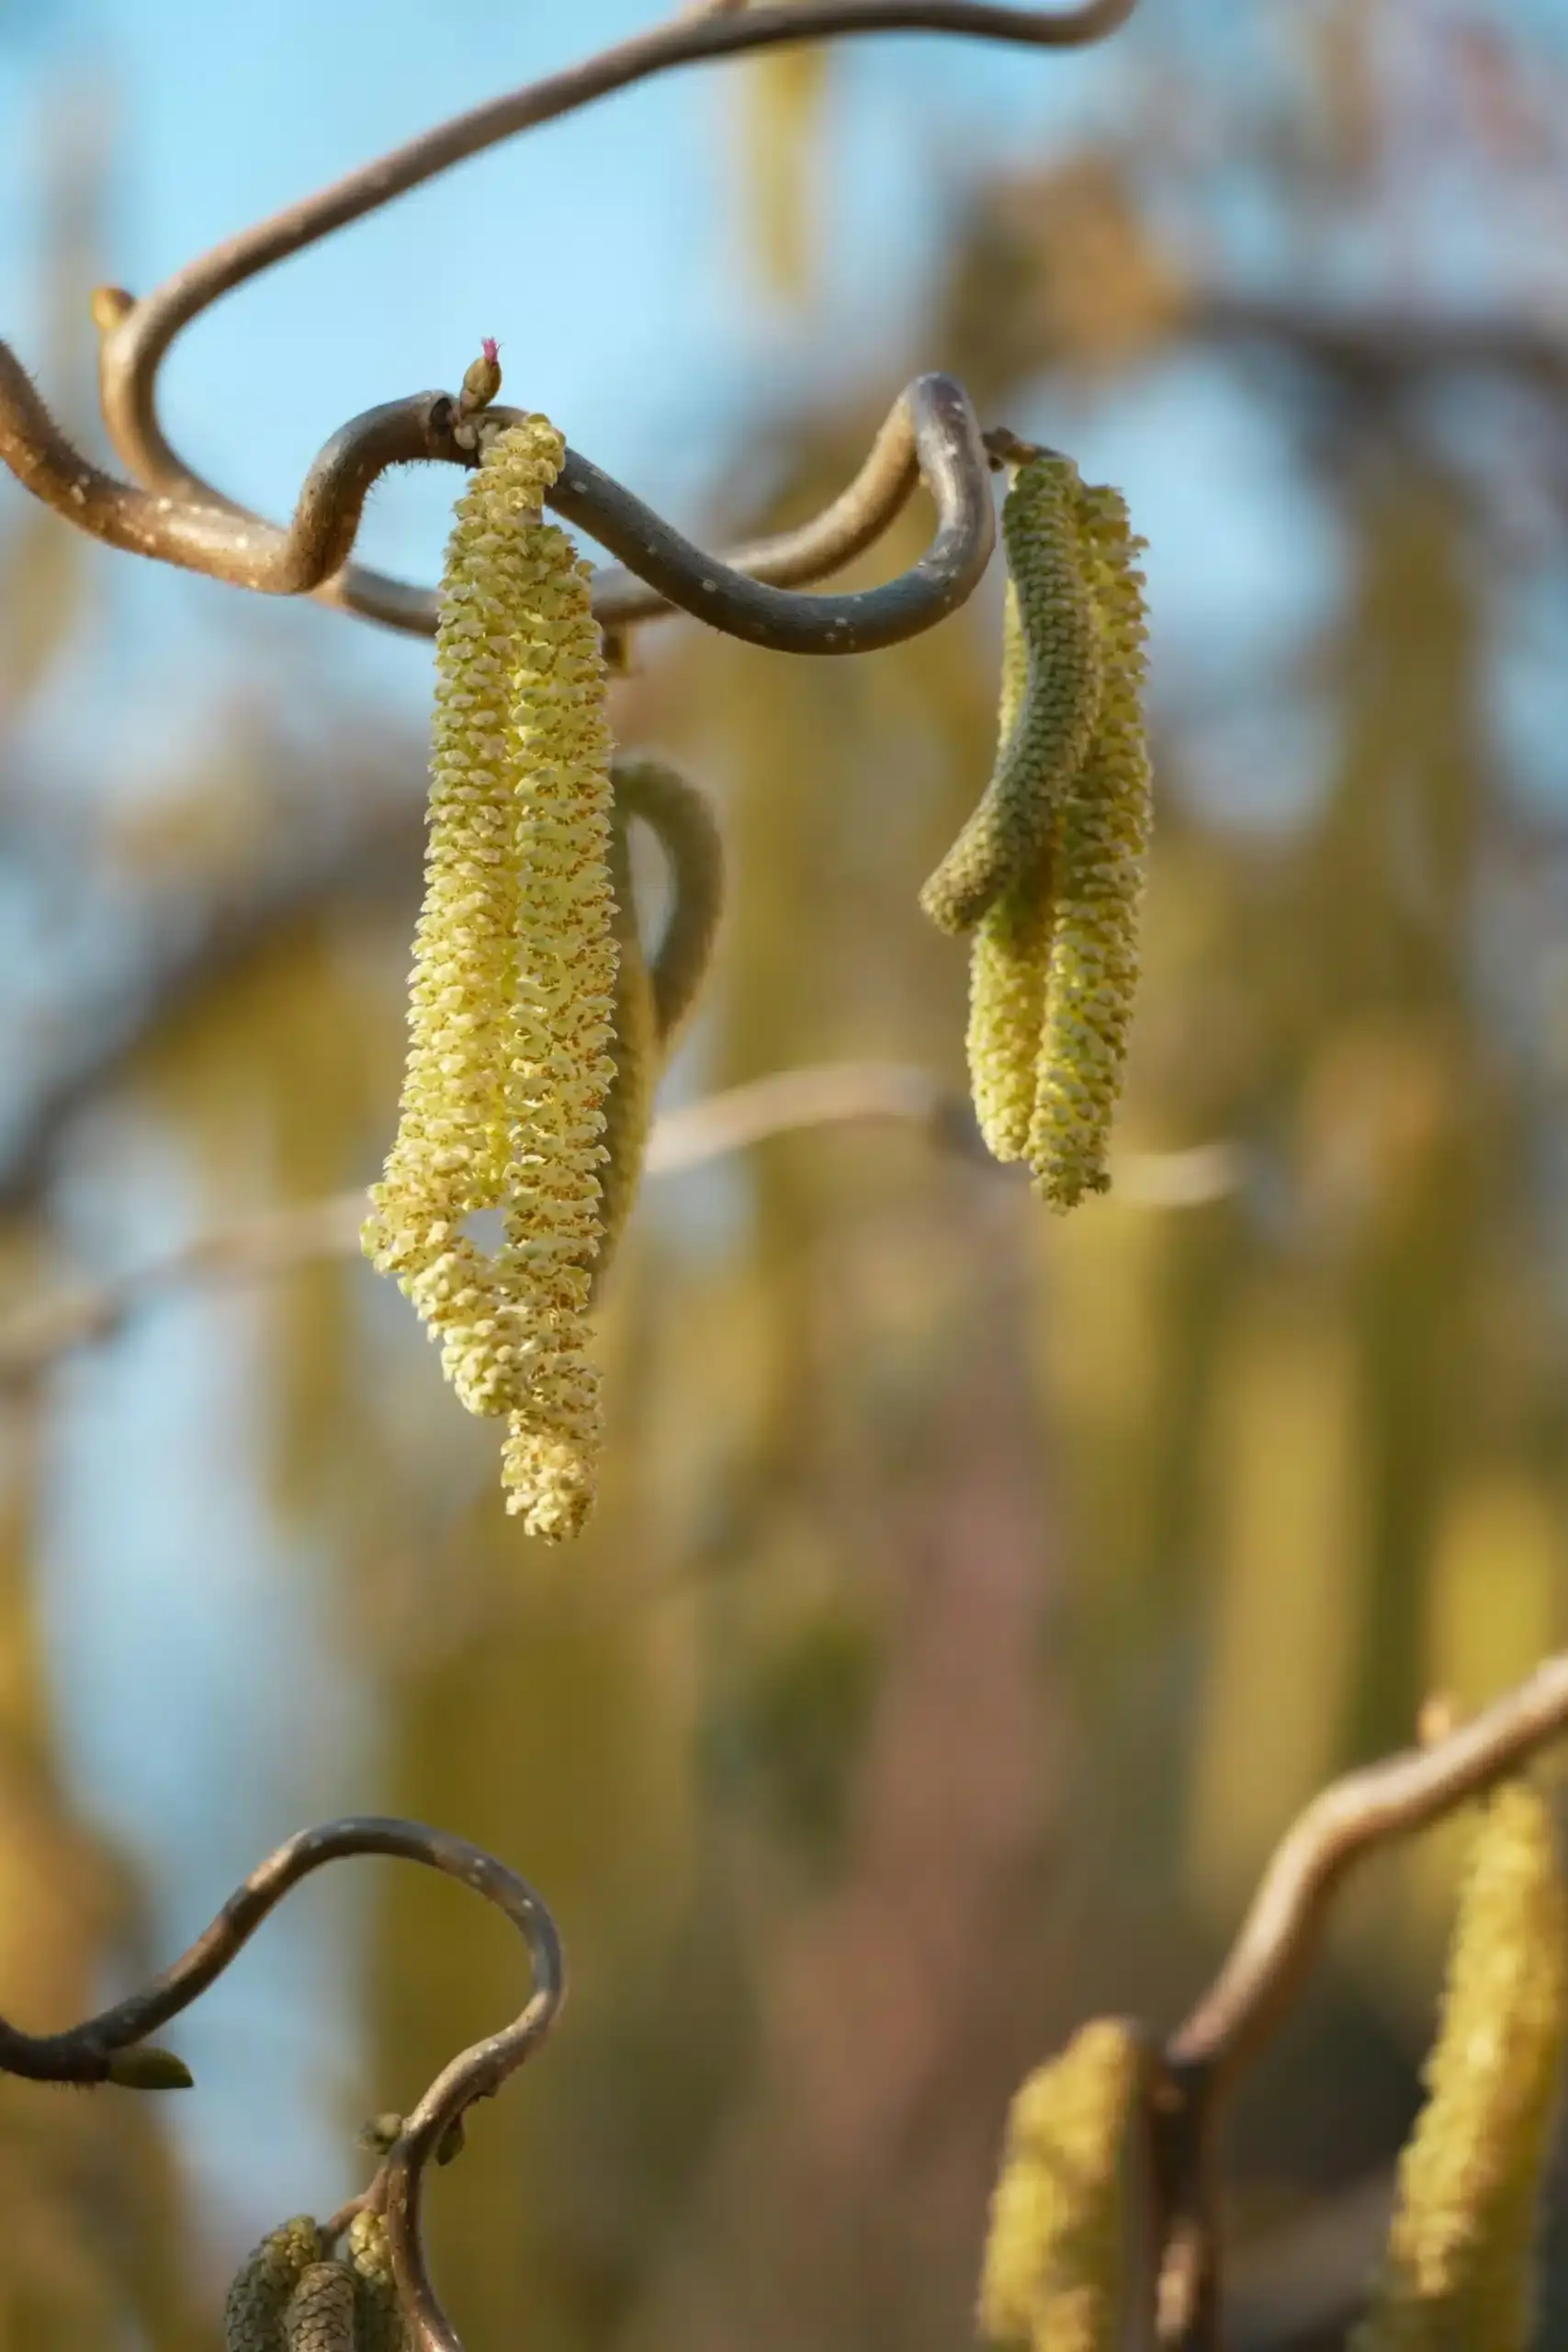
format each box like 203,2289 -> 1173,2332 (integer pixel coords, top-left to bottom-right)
978,2017 -> 1145,2352
345,2212 -> 407,2352
223,2218 -> 323,2352
596,796 -> 659,1282
1351,1781 -> 1568,2352
363,411 -> 616,1540
283,2263 -> 357,2352
951,459 -> 1151,1202
966,567 -> 1055,1161
922,455 -> 1101,935
1026,480 -> 1151,1208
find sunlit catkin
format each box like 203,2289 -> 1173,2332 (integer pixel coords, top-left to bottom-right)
978,2018 -> 1145,2352
1351,1781 -> 1568,2352
1027,480 -> 1151,1208
224,2218 -> 323,2352
922,455 -> 1101,936
363,409 -> 616,1540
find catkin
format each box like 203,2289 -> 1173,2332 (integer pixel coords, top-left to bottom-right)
978,2018 -> 1145,2352
921,458 -> 1101,935
966,571 -> 1055,1161
1027,481 -> 1151,1209
345,2211 -> 408,2352
284,2264 -> 358,2352
1351,1781 -> 1568,2352
224,2218 -> 324,2352
363,412 -> 616,1540
942,457 -> 1151,1202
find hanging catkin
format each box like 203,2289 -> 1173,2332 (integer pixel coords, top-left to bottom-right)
224,2219 -> 324,2352
921,456 -> 1101,936
1350,1780 -> 1568,2352
930,453 -> 1151,1205
1027,478 -> 1151,1208
364,407 -> 616,1539
978,2018 -> 1146,2352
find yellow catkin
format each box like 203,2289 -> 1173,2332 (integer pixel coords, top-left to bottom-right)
922,457 -> 1102,936
345,2211 -> 407,2352
1351,1781 -> 1568,2352
223,2218 -> 324,2352
1026,480 -> 1151,1209
978,2018 -> 1145,2352
363,413 -> 616,1540
283,2263 -> 357,2352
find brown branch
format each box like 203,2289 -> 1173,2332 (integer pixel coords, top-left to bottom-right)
1144,1655 -> 1568,2349
0,1815 -> 564,2352
1,355 -> 997,653
92,0 -> 1135,521
0,1080 -> 1244,1393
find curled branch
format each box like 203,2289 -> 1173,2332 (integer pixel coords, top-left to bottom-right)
0,356 -> 994,653
1145,1652 -> 1568,2349
92,0 -> 1135,525
0,1815 -> 564,2352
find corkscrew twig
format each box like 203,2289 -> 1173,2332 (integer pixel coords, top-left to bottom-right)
0,0 -> 1142,650
0,1816 -> 564,2352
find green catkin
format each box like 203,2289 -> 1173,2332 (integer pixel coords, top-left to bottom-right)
1026,480 -> 1152,1209
345,2211 -> 408,2352
363,411 -> 617,1539
978,2018 -> 1145,2352
223,2218 -> 324,2352
1351,1781 -> 1568,2352
283,2264 -> 357,2352
921,457 -> 1102,935
966,568 -> 1055,1161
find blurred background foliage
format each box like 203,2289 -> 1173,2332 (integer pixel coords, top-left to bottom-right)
3,3 -> 1568,2348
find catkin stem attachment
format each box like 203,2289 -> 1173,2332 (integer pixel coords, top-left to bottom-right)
1350,1781 -> 1568,2352
364,407 -> 616,1541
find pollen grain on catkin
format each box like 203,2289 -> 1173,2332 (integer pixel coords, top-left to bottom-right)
1351,1779 -> 1568,2352
363,404 -> 617,1541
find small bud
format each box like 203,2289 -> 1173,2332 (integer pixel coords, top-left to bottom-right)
459,340 -> 502,413
105,2043 -> 194,2090
356,2111 -> 406,2155
90,284 -> 135,333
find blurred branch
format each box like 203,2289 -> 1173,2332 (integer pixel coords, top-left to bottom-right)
0,1069 -> 1247,1391
1146,1659 -> 1568,2347
1190,291 -> 1568,394
0,1815 -> 563,2352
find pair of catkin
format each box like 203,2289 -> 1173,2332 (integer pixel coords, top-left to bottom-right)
362,413 -> 616,1543
922,456 -> 1151,1211
225,2212 -> 404,2352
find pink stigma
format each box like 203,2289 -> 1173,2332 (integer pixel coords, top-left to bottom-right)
481,338 -> 499,364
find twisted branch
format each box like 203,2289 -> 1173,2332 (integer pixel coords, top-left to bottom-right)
0,0 -> 1142,647
0,1815 -> 563,2352
1146,1652 -> 1568,2348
